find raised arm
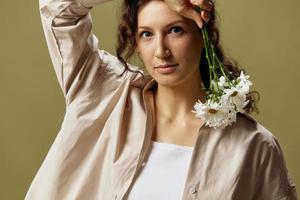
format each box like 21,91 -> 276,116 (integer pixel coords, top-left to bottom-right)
40,0 -> 117,103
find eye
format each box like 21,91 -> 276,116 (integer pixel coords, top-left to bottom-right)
169,26 -> 184,34
139,31 -> 152,38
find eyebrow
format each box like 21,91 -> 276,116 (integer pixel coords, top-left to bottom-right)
138,20 -> 187,30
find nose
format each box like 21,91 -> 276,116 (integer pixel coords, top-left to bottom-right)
154,36 -> 171,59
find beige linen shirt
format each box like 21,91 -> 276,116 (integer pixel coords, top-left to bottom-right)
26,0 -> 298,199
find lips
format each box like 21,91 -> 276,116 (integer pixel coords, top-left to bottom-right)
154,64 -> 178,74
155,64 -> 178,68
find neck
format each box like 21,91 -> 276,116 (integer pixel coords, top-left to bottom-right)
154,75 -> 206,123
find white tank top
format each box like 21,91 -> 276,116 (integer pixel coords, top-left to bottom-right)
127,141 -> 194,200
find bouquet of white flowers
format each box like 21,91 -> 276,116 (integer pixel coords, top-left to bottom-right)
192,14 -> 253,129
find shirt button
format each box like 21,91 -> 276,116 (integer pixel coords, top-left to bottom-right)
189,186 -> 198,194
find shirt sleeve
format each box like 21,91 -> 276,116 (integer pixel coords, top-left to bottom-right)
253,136 -> 298,200
39,0 -> 127,104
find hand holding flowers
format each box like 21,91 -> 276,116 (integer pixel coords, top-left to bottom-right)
164,0 -> 213,27
165,0 -> 253,129
192,23 -> 253,129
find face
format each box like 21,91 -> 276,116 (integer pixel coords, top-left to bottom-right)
135,0 -> 204,87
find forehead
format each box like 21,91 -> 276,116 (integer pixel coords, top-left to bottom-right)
137,0 -> 188,26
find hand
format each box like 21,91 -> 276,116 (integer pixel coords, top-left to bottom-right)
164,0 -> 213,28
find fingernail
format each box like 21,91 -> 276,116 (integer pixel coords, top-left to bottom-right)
203,11 -> 211,23
191,0 -> 197,4
197,21 -> 203,28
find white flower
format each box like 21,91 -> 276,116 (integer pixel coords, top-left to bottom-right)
192,99 -> 234,129
218,76 -> 230,89
237,71 -> 252,85
193,71 -> 252,129
236,71 -> 253,94
222,87 -> 249,113
223,107 -> 238,126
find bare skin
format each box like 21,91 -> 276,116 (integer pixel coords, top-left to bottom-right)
164,0 -> 213,28
152,78 -> 205,146
136,0 -> 212,147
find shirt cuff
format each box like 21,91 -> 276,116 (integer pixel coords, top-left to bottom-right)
78,0 -> 113,8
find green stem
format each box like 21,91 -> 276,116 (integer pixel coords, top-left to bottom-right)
215,55 -> 235,79
204,27 -> 220,93
201,28 -> 213,90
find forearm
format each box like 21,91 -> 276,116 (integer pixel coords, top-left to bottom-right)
39,0 -> 111,19
39,0 -> 112,100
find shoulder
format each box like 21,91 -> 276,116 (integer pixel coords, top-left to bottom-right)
99,50 -> 154,89
229,114 -> 297,195
224,113 -> 279,149
222,113 -> 288,168
99,49 -> 146,83
233,114 -> 298,199
228,114 -> 291,182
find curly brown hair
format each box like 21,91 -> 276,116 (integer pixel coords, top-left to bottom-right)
115,0 -> 259,114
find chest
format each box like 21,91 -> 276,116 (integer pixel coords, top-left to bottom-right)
128,122 -> 255,200
151,121 -> 203,147
126,141 -> 194,200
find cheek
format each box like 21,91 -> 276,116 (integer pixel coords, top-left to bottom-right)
138,43 -> 155,63
137,47 -> 153,72
176,36 -> 203,65
140,49 -> 152,65
189,36 -> 203,59
187,33 -> 203,51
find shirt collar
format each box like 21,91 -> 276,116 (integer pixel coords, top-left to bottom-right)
142,77 -> 157,93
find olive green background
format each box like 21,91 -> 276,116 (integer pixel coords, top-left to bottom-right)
1,0 -> 299,199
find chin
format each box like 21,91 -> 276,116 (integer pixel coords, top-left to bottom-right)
148,66 -> 197,87
153,75 -> 184,87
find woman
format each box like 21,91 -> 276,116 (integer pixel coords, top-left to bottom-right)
26,0 -> 297,199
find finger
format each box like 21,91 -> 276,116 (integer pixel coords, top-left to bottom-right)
181,8 -> 204,28
201,10 -> 211,23
190,0 -> 213,12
